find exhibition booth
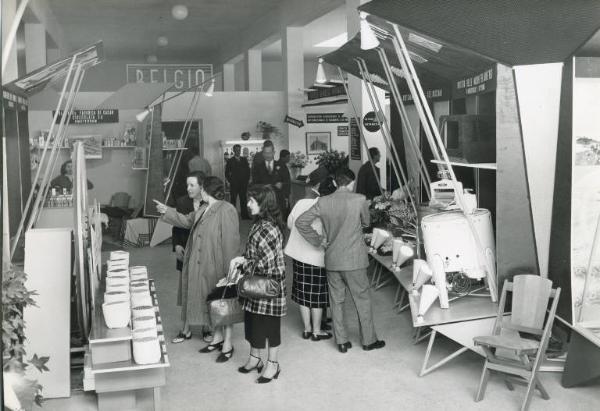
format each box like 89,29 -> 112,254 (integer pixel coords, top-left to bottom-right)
2,1 -> 600,410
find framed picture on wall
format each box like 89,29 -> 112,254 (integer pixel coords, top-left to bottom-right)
306,132 -> 331,155
68,135 -> 103,159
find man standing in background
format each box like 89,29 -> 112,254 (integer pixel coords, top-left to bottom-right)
252,140 -> 286,213
356,147 -> 382,200
225,144 -> 250,219
277,149 -> 292,218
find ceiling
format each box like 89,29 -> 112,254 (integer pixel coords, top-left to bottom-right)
43,0 -> 347,63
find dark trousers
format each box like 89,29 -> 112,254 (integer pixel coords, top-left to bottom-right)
230,185 -> 249,218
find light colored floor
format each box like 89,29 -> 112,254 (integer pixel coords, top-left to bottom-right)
40,221 -> 599,411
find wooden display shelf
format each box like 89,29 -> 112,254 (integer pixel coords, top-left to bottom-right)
430,159 -> 497,170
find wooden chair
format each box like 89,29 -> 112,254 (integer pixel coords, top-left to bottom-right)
473,274 -> 560,411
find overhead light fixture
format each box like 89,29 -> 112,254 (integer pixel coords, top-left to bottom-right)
171,5 -> 188,20
314,32 -> 348,48
146,54 -> 158,63
136,107 -> 152,122
204,79 -> 215,97
316,58 -> 327,84
157,36 -> 169,47
360,12 -> 379,50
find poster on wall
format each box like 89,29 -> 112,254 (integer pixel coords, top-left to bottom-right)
350,119 -> 361,160
571,76 -> 600,331
306,132 -> 331,154
68,135 -> 103,159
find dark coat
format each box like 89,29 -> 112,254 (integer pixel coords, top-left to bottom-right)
356,161 -> 382,200
225,156 -> 250,188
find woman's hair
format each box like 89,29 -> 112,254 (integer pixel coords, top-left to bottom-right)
60,160 -> 72,175
318,175 -> 337,196
186,170 -> 206,186
202,176 -> 225,200
247,184 -> 285,233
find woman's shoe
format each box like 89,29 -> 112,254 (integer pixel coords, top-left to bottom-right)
198,341 -> 223,353
311,332 -> 333,341
238,354 -> 264,374
301,331 -> 312,340
216,347 -> 234,363
202,330 -> 213,343
171,331 -> 192,344
256,361 -> 280,384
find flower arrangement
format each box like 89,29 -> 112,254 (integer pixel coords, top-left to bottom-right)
315,150 -> 348,173
290,151 -> 308,168
256,121 -> 279,138
369,193 -> 417,236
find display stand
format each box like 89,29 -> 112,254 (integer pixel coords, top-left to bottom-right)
85,272 -> 169,411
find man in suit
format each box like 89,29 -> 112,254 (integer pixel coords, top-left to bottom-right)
295,168 -> 385,353
356,147 -> 383,200
225,144 -> 250,219
252,140 -> 286,213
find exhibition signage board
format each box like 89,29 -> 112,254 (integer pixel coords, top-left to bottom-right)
307,84 -> 346,101
53,109 -> 119,124
400,86 -> 449,104
453,66 -> 497,98
127,64 -> 213,90
363,111 -> 380,132
350,118 -> 361,160
306,113 -> 348,124
337,125 -> 349,136
284,115 -> 304,128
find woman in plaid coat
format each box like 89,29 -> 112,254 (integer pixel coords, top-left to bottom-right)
231,184 -> 286,384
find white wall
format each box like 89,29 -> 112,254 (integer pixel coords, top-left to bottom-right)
28,91 -> 286,206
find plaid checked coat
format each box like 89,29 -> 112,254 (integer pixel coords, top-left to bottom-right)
241,219 -> 287,317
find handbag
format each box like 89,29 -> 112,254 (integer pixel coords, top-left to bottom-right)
207,283 -> 244,327
238,270 -> 281,299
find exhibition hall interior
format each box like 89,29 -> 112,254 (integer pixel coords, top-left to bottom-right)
2,0 -> 600,410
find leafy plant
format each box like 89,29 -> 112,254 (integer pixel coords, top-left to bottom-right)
3,265 -> 48,406
256,121 -> 279,135
369,193 -> 417,236
290,151 -> 307,168
315,150 -> 347,173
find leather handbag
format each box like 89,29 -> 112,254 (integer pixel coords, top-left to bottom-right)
238,275 -> 281,299
207,283 -> 244,327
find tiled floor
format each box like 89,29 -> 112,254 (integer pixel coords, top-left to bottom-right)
40,220 -> 600,411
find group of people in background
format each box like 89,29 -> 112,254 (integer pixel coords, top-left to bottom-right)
154,139 -> 386,384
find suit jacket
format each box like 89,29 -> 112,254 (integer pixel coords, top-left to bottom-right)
295,189 -> 370,271
225,156 -> 250,188
252,160 -> 282,186
356,161 -> 382,200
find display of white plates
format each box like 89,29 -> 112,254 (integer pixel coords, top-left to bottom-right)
106,276 -> 129,288
106,284 -> 129,293
104,290 -> 129,304
130,272 -> 148,281
110,250 -> 130,260
132,326 -> 158,339
129,266 -> 147,274
131,305 -> 155,319
102,300 -> 131,328
133,315 -> 156,330
107,268 -> 129,277
132,336 -> 161,364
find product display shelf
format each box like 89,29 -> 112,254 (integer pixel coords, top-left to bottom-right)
85,268 -> 169,411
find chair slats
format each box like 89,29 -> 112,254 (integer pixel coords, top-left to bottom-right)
511,275 -> 552,331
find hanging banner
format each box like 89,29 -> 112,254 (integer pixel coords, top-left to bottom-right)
453,66 -> 497,98
306,113 -> 348,124
350,119 -> 361,160
284,115 -> 304,128
53,109 -> 119,124
126,64 -> 213,90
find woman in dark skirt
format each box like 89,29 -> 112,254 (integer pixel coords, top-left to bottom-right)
231,184 -> 286,384
284,180 -> 332,341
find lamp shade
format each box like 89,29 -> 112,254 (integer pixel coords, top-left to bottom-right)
417,284 -> 440,321
205,79 -> 215,97
360,13 -> 380,50
371,228 -> 391,250
395,244 -> 415,269
136,108 -> 151,122
316,58 -> 327,84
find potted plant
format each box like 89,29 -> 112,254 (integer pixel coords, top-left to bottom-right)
314,150 -> 348,174
289,151 -> 308,179
3,265 -> 49,409
256,121 -> 279,140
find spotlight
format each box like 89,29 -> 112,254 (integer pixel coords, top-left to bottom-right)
360,12 -> 380,50
146,54 -> 158,63
157,36 -> 169,47
136,108 -> 151,122
171,5 -> 188,20
205,79 -> 215,97
316,58 -> 327,84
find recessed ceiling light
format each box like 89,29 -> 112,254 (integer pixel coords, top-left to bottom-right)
157,36 -> 168,47
171,5 -> 188,20
408,33 -> 442,53
315,33 -> 348,48
146,54 -> 158,63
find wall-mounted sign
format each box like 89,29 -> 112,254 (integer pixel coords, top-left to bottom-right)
337,125 -> 349,136
306,112 -> 348,123
53,109 -> 119,124
126,64 -> 213,90
453,66 -> 496,98
350,119 -> 361,160
307,85 -> 346,101
284,115 -> 304,128
362,111 -> 380,132
400,86 -> 449,104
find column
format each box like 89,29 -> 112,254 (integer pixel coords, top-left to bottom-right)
25,23 -> 47,72
282,26 -> 303,152
47,48 -> 60,64
2,0 -> 19,83
223,63 -> 235,91
246,48 -> 262,91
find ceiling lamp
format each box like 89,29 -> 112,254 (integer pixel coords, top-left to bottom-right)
146,54 -> 158,63
205,79 -> 215,97
157,36 -> 169,47
360,12 -> 380,50
171,5 -> 188,20
136,107 -> 152,122
315,58 -> 327,84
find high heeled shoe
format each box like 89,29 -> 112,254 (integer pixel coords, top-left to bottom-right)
198,341 -> 223,353
238,354 -> 264,374
256,360 -> 280,384
216,347 -> 234,363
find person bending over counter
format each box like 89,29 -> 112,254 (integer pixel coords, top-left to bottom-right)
51,160 -> 93,192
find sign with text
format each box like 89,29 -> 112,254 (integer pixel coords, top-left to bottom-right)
306,112 -> 348,124
350,119 -> 361,160
284,115 -> 304,128
453,66 -> 496,98
362,111 -> 380,133
400,86 -> 450,104
53,109 -> 119,124
307,85 -> 346,101
126,64 -> 213,90
337,125 -> 349,136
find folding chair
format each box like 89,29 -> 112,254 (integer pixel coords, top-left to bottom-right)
473,274 -> 560,411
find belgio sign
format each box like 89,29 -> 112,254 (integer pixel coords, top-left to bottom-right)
126,64 -> 213,90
